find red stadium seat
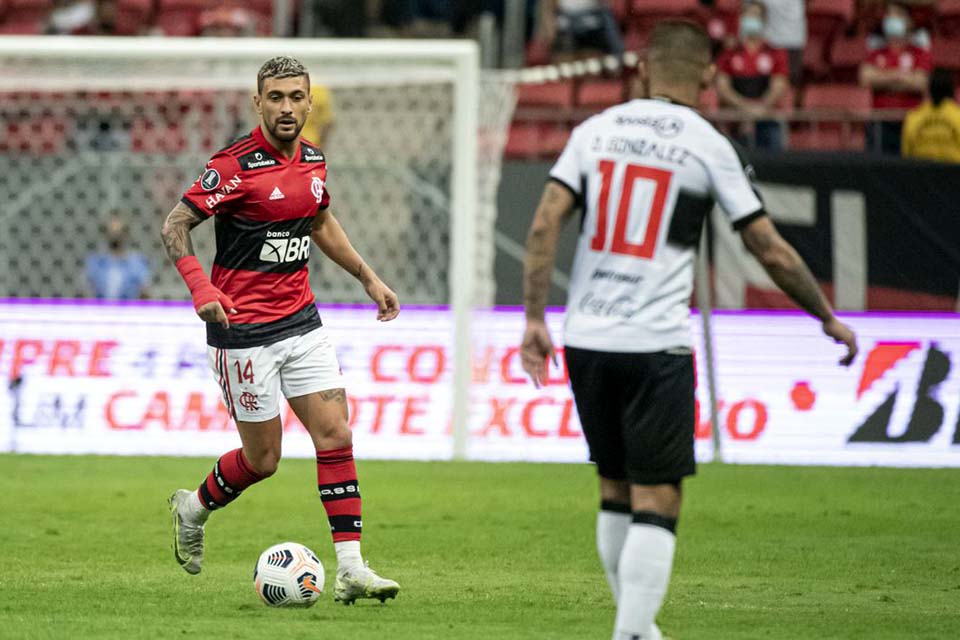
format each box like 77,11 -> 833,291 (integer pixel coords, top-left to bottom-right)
829,37 -> 868,83
802,83 -> 871,111
938,0 -> 960,38
130,118 -> 188,154
115,0 -> 153,35
627,0 -> 706,36
932,38 -> 960,73
0,0 -> 51,33
0,116 -> 71,154
517,81 -> 575,108
807,0 -> 854,42
504,123 -> 570,160
576,79 -> 626,109
802,36 -> 829,81
155,0 -> 204,36
791,83 -> 870,151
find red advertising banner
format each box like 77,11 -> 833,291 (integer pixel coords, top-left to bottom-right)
3,301 -> 960,467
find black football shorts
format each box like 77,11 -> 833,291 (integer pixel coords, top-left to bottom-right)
565,346 -> 696,485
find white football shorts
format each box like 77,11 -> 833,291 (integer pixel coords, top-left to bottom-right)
207,326 -> 345,422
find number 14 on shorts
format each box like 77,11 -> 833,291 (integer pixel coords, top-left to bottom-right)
234,358 -> 255,384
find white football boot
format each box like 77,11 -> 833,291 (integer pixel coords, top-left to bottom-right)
333,563 -> 400,605
168,489 -> 209,575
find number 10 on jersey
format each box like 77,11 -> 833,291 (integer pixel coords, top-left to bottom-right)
590,160 -> 673,259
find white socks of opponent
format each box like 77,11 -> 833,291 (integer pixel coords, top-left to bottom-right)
597,509 -> 631,599
598,509 -> 676,640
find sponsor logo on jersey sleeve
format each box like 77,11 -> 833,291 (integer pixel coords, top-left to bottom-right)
200,168 -> 221,191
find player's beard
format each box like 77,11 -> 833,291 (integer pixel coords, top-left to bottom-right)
269,116 -> 304,142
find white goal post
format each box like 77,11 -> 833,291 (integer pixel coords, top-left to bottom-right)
0,37 -> 487,458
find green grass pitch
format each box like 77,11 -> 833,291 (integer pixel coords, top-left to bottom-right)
1,454 -> 958,639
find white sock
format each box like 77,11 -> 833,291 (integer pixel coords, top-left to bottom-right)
188,490 -> 210,522
613,523 -> 676,640
335,540 -> 363,572
597,508 -> 631,600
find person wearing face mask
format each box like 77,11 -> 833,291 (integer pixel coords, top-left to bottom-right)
716,1 -> 790,151
859,1 -> 932,155
85,216 -> 151,299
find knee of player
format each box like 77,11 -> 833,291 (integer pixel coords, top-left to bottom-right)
249,451 -> 282,477
327,424 -> 352,449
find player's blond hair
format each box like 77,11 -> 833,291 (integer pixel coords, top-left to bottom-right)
257,56 -> 310,93
647,20 -> 712,87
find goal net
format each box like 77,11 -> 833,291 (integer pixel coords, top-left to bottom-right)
0,37 -> 526,459
0,37 -> 514,307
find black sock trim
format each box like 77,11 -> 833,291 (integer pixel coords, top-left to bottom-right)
632,510 -> 677,534
600,500 -> 631,514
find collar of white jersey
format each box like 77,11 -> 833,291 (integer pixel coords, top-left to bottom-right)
650,94 -> 696,109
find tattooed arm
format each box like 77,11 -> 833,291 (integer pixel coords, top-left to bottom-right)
160,202 -> 205,262
520,180 -> 576,387
312,208 -> 399,321
740,215 -> 858,366
161,202 -> 236,327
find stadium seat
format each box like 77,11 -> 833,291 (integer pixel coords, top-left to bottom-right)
505,122 -> 570,160
576,79 -> 625,109
932,38 -> 960,75
516,81 -> 575,108
130,118 -> 188,153
791,83 -> 870,151
938,0 -> 960,38
155,0 -> 204,36
802,36 -> 829,81
802,83 -> 871,111
115,0 -> 153,35
1,116 -> 71,154
627,0 -> 705,36
806,0 -> 854,42
829,37 -> 868,83
0,0 -> 51,34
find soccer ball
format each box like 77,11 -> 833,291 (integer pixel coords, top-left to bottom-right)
254,542 -> 325,607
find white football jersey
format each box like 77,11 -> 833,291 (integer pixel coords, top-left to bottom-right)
550,98 -> 763,352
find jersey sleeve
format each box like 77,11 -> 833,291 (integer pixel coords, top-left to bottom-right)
180,153 -> 245,217
548,124 -> 585,198
318,184 -> 330,211
707,135 -> 764,229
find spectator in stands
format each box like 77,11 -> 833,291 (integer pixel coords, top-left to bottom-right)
716,1 -> 790,151
47,0 -> 118,35
536,0 -> 624,62
901,68 -> 960,163
85,216 -> 150,300
866,0 -> 931,52
198,7 -> 256,37
761,0 -> 806,86
859,1 -> 932,154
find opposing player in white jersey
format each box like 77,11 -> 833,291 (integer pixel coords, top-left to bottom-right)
520,21 -> 857,640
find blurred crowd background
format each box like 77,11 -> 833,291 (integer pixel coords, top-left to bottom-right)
1,0 -> 958,303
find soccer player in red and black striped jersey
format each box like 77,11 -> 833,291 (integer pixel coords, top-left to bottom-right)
161,56 -> 400,604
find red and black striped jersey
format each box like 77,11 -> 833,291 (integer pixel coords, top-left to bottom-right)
181,126 -> 331,348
